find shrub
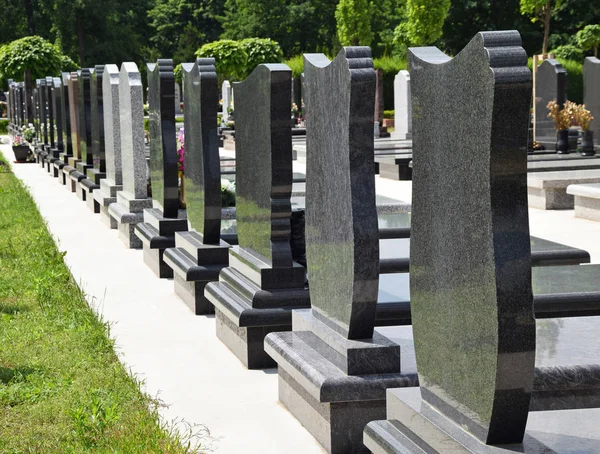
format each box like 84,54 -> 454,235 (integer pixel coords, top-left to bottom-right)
284,55 -> 304,78
174,63 -> 182,87
551,45 -> 584,62
575,24 -> 600,58
373,56 -> 407,110
196,40 -> 247,81
383,110 -> 394,119
558,58 -> 583,104
240,38 -> 283,77
0,119 -> 8,134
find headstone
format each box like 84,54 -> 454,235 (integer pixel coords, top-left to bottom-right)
393,70 -> 412,140
81,65 -> 107,212
584,57 -> 600,145
363,30 -> 549,452
45,76 -> 55,151
95,64 -> 124,228
174,82 -> 182,114
164,58 -> 231,314
206,63 -> 310,369
54,72 -> 73,184
264,48 -> 410,453
73,68 -> 94,198
134,59 -> 187,276
46,77 -> 64,175
374,68 -> 389,137
7,79 -> 13,128
534,59 -> 567,147
38,78 -> 48,149
221,80 -> 231,123
108,62 -> 153,248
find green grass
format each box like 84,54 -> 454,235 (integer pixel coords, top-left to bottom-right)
0,119 -> 8,134
0,154 -> 208,453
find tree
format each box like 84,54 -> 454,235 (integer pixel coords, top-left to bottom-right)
520,0 -> 563,57
394,0 -> 450,47
370,0 -> 403,56
239,38 -> 283,76
196,39 -> 248,81
0,36 -> 76,82
335,0 -> 373,46
575,24 -> 600,57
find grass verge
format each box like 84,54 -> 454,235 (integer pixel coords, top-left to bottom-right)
0,153 -> 208,452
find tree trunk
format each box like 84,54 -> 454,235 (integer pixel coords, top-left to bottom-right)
77,13 -> 86,67
24,0 -> 35,34
542,0 -> 551,58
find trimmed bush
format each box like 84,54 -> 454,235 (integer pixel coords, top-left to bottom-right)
240,38 -> 283,77
196,40 -> 248,81
551,45 -> 584,62
383,110 -> 394,119
284,55 -> 304,78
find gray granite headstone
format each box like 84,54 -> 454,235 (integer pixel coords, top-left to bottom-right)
45,76 -> 55,148
51,77 -> 63,153
535,59 -> 567,142
584,57 -> 600,143
235,64 -> 295,267
409,31 -> 534,444
221,80 -> 231,122
181,59 -> 221,241
394,70 -> 412,140
174,82 -> 182,114
102,64 -> 122,187
61,73 -> 73,157
90,65 -> 106,176
7,80 -> 13,126
78,68 -> 93,167
147,60 -> 178,218
38,79 -> 48,145
68,72 -> 80,160
119,62 -> 147,200
374,68 -> 384,125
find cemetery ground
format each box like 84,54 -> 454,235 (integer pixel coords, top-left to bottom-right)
0,153 -> 206,453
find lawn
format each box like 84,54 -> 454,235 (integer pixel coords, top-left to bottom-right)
0,155 -> 207,452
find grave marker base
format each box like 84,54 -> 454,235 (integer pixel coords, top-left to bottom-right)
94,180 -> 122,229
108,191 -> 153,249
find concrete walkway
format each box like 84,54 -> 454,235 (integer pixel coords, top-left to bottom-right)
3,141 -> 600,453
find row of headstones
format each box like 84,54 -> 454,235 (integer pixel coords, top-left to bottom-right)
535,56 -> 600,145
14,33 -> 600,454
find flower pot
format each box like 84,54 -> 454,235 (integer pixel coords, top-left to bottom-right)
580,130 -> 595,156
555,130 -> 569,154
12,145 -> 29,162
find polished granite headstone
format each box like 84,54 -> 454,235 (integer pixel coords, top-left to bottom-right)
584,57 -> 600,144
205,63 -> 309,369
535,59 -> 567,148
63,72 -> 82,190
55,73 -> 73,184
163,59 -> 231,314
35,78 -> 48,161
72,68 -> 94,197
45,77 -> 64,175
393,70 -> 411,140
80,65 -> 107,212
95,64 -> 123,228
109,62 -> 153,249
264,48 -> 411,454
40,76 -> 56,169
134,59 -> 187,274
221,80 -> 231,123
363,31 -> 600,454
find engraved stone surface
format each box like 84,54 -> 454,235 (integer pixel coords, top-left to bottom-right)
102,64 -> 122,186
181,58 -> 221,241
119,62 -> 147,200
147,60 -> 178,217
68,72 -> 80,159
90,65 -> 106,173
79,68 -> 93,166
584,57 -> 600,143
535,59 -> 567,142
305,48 -> 379,340
61,73 -> 73,157
393,70 -> 412,140
234,63 -> 294,266
408,31 -> 534,444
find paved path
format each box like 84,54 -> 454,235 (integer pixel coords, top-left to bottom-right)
3,142 -> 600,453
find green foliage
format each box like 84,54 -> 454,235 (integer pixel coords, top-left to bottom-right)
0,120 -> 8,135
284,55 -> 304,78
551,44 -> 584,61
374,56 -> 406,110
394,0 -> 451,47
370,0 -> 403,57
575,24 -> 600,57
0,36 -> 63,82
174,63 -> 183,87
240,38 -> 283,76
520,0 -> 551,19
196,39 -> 248,81
335,0 -> 373,46
383,110 -> 394,119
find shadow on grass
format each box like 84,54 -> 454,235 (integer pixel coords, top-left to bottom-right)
0,366 -> 40,384
0,301 -> 28,315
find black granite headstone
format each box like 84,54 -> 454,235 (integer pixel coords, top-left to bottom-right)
51,77 -> 63,153
78,68 -> 93,168
38,79 -> 48,145
45,76 -> 55,149
535,59 -> 567,143
584,57 -> 600,144
147,60 -> 178,218
61,73 -> 73,157
90,65 -> 106,178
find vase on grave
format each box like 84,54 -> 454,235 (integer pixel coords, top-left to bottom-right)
556,129 -> 569,153
178,170 -> 186,209
581,130 -> 595,156
12,144 -> 29,162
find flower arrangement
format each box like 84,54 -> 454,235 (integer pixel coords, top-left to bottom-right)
12,135 -> 24,145
176,127 -> 185,172
21,124 -> 35,142
221,179 -> 236,207
291,103 -> 299,116
547,100 -> 575,131
572,104 -> 594,131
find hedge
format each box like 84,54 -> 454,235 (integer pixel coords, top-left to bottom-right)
0,119 -> 8,134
